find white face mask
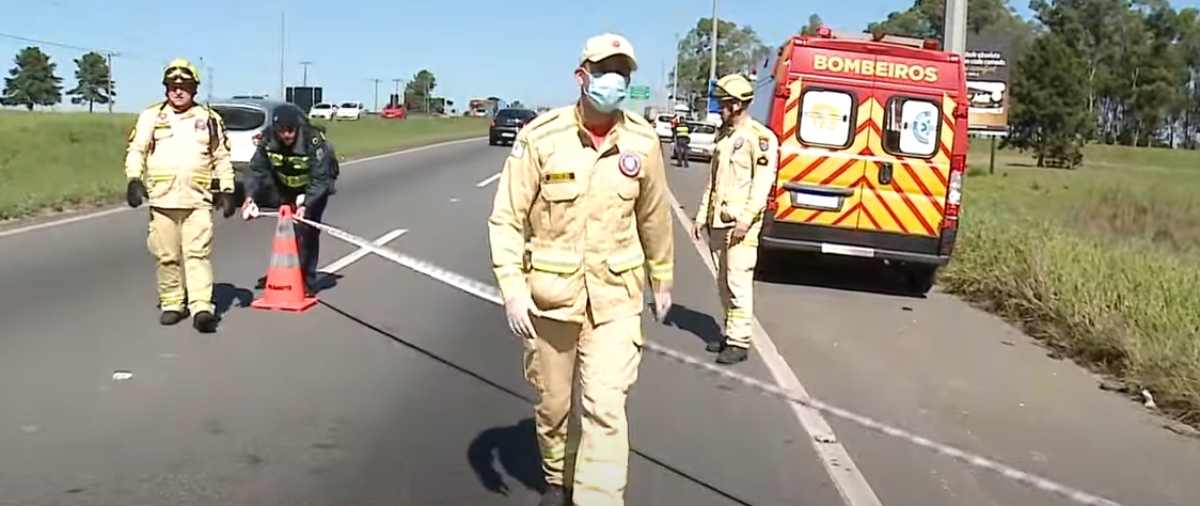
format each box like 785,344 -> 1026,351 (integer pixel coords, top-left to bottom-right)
584,72 -> 629,112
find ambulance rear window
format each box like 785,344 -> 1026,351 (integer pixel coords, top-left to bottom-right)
882,97 -> 941,158
798,90 -> 854,148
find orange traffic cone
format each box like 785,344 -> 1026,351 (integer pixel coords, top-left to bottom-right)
251,205 -> 318,312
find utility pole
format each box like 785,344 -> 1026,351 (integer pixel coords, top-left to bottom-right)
105,51 -> 117,113
942,0 -> 968,54
708,0 -> 719,116
198,56 -> 212,103
392,78 -> 402,107
299,61 -> 312,87
425,80 -> 431,114
278,11 -> 286,99
370,78 -> 381,111
671,33 -> 680,108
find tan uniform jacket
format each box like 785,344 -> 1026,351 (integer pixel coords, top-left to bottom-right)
695,119 -> 780,228
124,102 -> 234,209
487,105 -> 674,328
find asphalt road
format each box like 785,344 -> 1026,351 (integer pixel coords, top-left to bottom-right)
0,138 -> 1197,506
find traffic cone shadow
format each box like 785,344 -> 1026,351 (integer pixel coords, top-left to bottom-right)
251,205 -> 318,313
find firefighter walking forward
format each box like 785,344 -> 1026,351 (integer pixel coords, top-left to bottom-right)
487,33 -> 674,506
692,74 -> 779,365
241,106 -> 336,296
124,58 -> 237,333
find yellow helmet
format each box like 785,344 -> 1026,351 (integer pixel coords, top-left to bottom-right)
714,74 -> 754,102
163,58 -> 200,85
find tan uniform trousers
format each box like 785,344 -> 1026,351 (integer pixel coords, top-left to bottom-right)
707,219 -> 762,349
147,207 -> 215,314
524,309 -> 642,506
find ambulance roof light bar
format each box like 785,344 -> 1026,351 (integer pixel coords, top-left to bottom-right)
812,26 -> 941,51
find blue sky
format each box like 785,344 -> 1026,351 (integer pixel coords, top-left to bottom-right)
0,0 -> 1050,113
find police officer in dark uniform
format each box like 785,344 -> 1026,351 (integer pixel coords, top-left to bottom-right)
242,106 -> 336,295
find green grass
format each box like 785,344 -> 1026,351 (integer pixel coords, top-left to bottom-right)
943,139 -> 1200,426
0,111 -> 488,221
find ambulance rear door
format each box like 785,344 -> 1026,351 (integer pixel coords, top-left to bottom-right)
859,52 -> 956,251
772,43 -> 876,232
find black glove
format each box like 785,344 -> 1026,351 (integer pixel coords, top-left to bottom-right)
214,192 -> 237,219
126,179 -> 147,208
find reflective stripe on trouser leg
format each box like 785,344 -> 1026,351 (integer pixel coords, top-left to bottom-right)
723,221 -> 761,349
528,317 -> 581,487
148,208 -> 185,312
572,313 -> 642,506
181,209 -> 215,313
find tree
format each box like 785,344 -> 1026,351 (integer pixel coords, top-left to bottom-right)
403,69 -> 437,114
510,100 -> 525,109
801,14 -> 824,36
1,46 -> 63,111
66,51 -> 113,113
670,18 -> 771,111
1005,30 -> 1090,167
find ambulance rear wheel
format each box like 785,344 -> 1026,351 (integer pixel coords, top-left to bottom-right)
902,265 -> 938,296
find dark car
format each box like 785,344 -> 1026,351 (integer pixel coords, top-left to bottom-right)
489,108 -> 538,146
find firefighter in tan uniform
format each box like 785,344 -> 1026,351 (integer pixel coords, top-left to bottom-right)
692,74 -> 779,365
487,33 -> 674,506
124,59 -> 237,333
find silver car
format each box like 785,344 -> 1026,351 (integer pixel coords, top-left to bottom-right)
207,97 -> 339,203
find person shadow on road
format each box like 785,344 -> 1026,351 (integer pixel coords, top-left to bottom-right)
467,418 -> 545,495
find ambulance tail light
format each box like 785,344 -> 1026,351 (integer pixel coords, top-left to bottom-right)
943,154 -> 966,227
922,39 -> 940,50
252,133 -> 262,146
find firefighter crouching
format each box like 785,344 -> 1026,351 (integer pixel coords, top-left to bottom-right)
691,73 -> 779,365
487,33 -> 673,506
124,58 -> 237,333
241,106 -> 336,296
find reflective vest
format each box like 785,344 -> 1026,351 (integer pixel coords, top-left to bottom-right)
267,151 -> 311,188
674,122 -> 690,137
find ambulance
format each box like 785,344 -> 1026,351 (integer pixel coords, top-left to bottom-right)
748,27 -> 969,294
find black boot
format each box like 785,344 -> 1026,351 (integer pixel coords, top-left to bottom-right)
192,311 -> 219,333
159,310 -> 188,326
705,339 -> 725,353
536,484 -> 568,506
716,346 -> 749,365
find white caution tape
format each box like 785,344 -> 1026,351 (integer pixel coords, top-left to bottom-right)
290,215 -> 1129,506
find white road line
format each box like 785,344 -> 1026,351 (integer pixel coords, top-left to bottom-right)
319,229 -> 407,274
665,191 -> 883,506
0,136 -> 486,240
475,172 -> 502,187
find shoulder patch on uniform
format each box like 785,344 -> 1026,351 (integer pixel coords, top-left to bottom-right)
618,151 -> 641,177
759,136 -> 770,151
510,139 -> 526,158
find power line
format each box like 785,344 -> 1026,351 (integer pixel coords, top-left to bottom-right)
0,31 -> 162,63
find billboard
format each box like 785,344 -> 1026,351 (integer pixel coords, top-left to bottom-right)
964,30 -> 1014,134
285,86 -> 323,112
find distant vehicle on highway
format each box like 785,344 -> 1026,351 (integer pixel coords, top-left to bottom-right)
489,108 -> 538,146
334,101 -> 364,121
381,103 -> 408,120
653,113 -> 675,141
684,120 -> 719,162
208,97 -> 339,204
308,103 -> 336,120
